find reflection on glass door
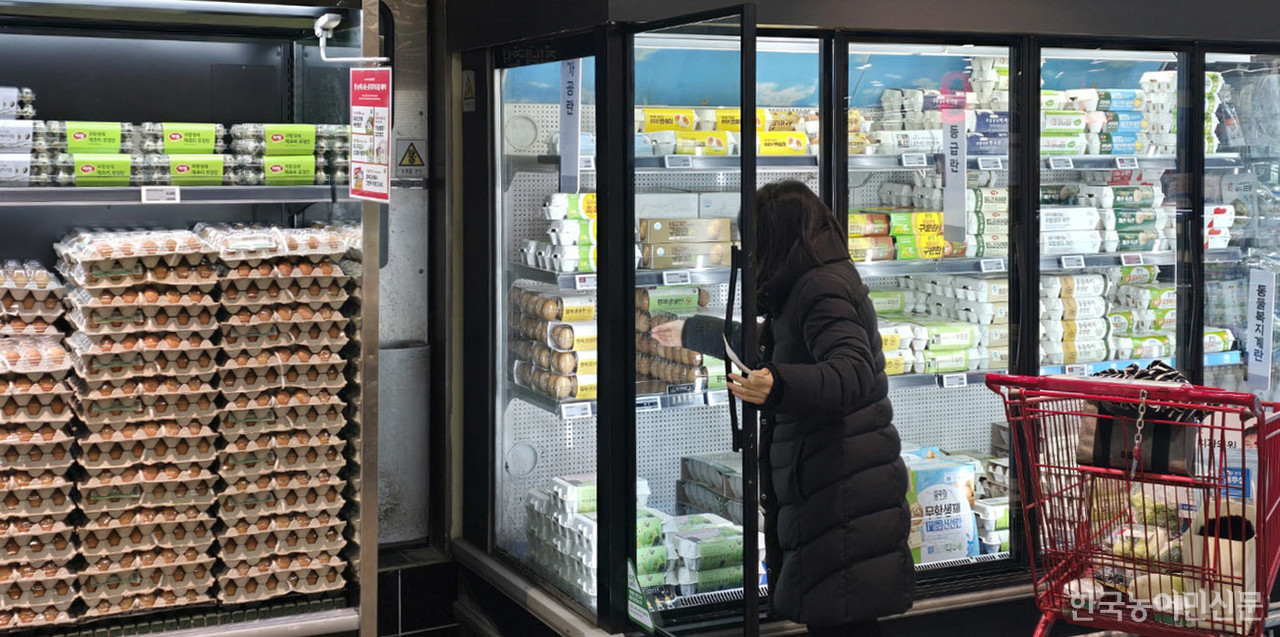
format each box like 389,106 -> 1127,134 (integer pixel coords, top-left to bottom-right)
495,56 -> 603,612
847,42 -> 1014,572
1202,53 -> 1280,399
1037,49 -> 1189,376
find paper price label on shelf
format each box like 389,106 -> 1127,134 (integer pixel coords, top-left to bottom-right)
140,187 -> 180,204
901,153 -> 929,168
1115,156 -> 1140,170
977,157 -> 1003,171
1048,157 -> 1075,171
1120,253 -> 1145,266
980,259 -> 1006,273
663,155 -> 694,170
706,390 -> 730,406
1065,364 -> 1090,377
579,155 -> 596,172
560,402 -> 593,420
1060,255 -> 1086,270
940,373 -> 968,389
635,395 -> 662,412
661,270 -> 692,286
573,274 -> 597,290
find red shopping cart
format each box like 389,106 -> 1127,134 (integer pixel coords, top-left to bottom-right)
986,374 -> 1280,637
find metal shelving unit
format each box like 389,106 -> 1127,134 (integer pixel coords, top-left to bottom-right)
0,185 -> 353,207
1038,350 -> 1243,377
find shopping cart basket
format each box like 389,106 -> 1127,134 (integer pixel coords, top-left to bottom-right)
986,374 -> 1280,637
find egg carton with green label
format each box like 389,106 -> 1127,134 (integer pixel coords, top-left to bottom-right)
34,122 -> 137,153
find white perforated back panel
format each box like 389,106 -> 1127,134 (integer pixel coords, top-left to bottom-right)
888,384 -> 1005,453
503,103 -> 597,156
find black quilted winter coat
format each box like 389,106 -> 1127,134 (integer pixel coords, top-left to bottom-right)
682,231 -> 915,627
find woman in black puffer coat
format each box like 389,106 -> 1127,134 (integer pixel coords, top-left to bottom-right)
652,181 -> 914,636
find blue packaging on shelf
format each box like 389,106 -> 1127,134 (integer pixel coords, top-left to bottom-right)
967,133 -> 1009,156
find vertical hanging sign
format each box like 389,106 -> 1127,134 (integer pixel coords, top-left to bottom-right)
349,67 -> 393,202
941,109 -> 967,242
1246,268 -> 1276,390
560,59 -> 581,194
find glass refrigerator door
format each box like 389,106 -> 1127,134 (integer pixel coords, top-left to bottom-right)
496,54 -> 603,614
847,41 -> 1015,572
1037,49 -> 1184,375
1203,53 -> 1279,397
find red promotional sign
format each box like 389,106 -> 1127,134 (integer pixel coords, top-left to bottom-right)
349,67 -> 393,202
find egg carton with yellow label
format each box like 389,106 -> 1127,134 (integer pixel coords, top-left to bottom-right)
81,588 -> 213,620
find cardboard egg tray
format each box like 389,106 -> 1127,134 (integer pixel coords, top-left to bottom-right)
221,470 -> 342,495
80,480 -> 217,516
218,562 -> 345,605
79,517 -> 215,557
0,374 -> 66,398
0,471 -> 72,494
0,575 -> 77,611
80,588 -> 212,620
276,230 -> 350,261
0,561 -> 72,584
79,557 -> 215,603
219,524 -> 346,563
0,262 -> 64,298
217,481 -> 345,523
223,258 -> 347,283
0,484 -> 74,519
0,396 -> 73,424
218,410 -> 345,438
220,324 -> 289,352
0,436 -> 74,472
79,440 -> 217,475
0,604 -> 75,630
0,527 -> 75,564
57,261 -> 220,291
220,550 -> 342,581
74,394 -> 218,426
221,305 -> 345,328
66,305 -> 218,336
216,449 -> 277,480
69,331 -> 220,358
223,511 -> 340,538
64,285 -> 217,312
83,546 -> 207,578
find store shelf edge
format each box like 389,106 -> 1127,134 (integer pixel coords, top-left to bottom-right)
0,185 -> 352,207
508,262 -> 733,290
1038,350 -> 1242,376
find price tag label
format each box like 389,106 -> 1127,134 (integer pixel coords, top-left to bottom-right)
1120,253 -> 1145,266
980,259 -> 1006,273
1115,156 -> 1140,170
665,383 -> 697,395
705,390 -> 730,406
901,153 -> 929,168
579,156 -> 596,171
1065,364 -> 1090,377
661,270 -> 692,286
977,157 -> 1003,171
560,402 -> 593,420
635,396 -> 662,412
574,274 -> 597,291
140,186 -> 180,204
940,373 -> 968,389
1060,255 -> 1086,270
663,155 -> 694,170
1048,156 -> 1075,171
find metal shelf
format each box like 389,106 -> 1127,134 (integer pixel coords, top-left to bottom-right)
915,552 -> 1012,573
509,262 -> 733,290
0,185 -> 352,207
887,370 -> 995,391
856,256 -> 1006,278
1039,247 -> 1242,272
1039,350 -> 1242,376
510,383 -> 727,421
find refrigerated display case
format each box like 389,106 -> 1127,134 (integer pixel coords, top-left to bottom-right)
0,2 -> 378,635
451,3 -> 1280,636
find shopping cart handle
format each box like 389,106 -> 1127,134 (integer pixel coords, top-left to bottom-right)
984,372 -> 1265,417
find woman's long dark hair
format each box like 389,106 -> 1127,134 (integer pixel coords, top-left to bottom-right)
749,180 -> 844,277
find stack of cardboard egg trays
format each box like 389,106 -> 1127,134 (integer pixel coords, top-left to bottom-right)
58,229 -> 223,621
0,260 -> 77,632
198,224 -> 350,606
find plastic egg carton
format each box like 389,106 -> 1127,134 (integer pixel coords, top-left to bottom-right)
0,260 -> 65,301
55,230 -> 212,267
280,366 -> 346,391
222,304 -> 343,328
0,338 -> 70,378
0,316 -> 59,338
194,224 -> 284,265
65,305 -> 218,335
221,471 -> 341,497
283,281 -> 349,308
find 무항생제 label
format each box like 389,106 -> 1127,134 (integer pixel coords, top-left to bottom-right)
72,154 -> 131,187
66,122 -> 123,154
262,156 -> 317,185
167,154 -> 225,186
161,123 -> 220,154
263,124 -> 317,155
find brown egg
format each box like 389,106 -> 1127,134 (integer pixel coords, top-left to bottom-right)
164,334 -> 181,348
254,308 -> 272,323
257,263 -> 273,277
120,335 -> 139,350
142,335 -> 160,349
276,306 -> 293,321
153,263 -> 170,279
295,306 -> 314,321
236,264 -> 251,277
277,262 -> 293,277
164,289 -> 181,304
235,309 -> 251,324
